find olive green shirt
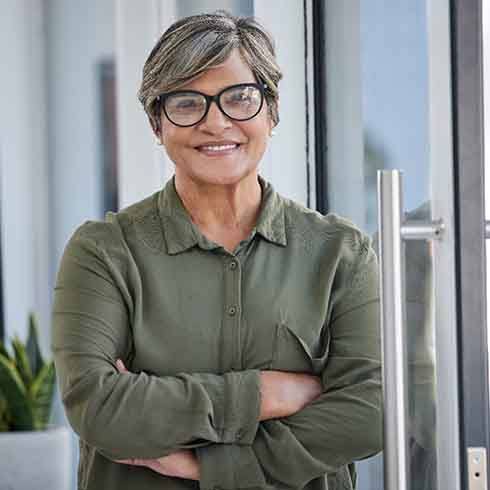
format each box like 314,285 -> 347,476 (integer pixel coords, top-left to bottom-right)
51,174 -> 382,490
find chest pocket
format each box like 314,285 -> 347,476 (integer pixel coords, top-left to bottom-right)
270,321 -> 331,376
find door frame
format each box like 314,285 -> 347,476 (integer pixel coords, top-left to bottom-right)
451,0 -> 490,487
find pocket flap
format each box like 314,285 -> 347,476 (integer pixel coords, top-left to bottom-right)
274,323 -> 330,375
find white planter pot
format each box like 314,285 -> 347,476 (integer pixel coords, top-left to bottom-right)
0,425 -> 72,490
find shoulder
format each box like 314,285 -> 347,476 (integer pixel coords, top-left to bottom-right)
278,199 -> 381,312
69,189 -> 163,256
281,195 -> 374,262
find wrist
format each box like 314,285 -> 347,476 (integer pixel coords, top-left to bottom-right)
259,371 -> 280,420
157,450 -> 200,481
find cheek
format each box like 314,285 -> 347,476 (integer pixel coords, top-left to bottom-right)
241,114 -> 271,150
247,124 -> 270,152
161,125 -> 191,151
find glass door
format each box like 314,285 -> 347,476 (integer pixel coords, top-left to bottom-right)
309,1 -> 489,489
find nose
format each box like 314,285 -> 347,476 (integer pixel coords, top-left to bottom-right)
197,100 -> 232,133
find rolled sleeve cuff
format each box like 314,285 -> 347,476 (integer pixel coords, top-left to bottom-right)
220,369 -> 261,445
195,444 -> 268,490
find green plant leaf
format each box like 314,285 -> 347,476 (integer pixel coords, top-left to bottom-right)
0,353 -> 34,430
0,340 -> 10,361
12,337 -> 33,389
26,313 -> 44,378
30,361 -> 55,430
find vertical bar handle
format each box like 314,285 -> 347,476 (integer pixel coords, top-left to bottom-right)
377,169 -> 410,490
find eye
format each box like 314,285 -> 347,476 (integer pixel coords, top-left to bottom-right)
167,94 -> 205,112
177,98 -> 198,108
225,87 -> 260,105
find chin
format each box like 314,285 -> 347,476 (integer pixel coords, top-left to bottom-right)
187,165 -> 258,187
196,173 -> 250,187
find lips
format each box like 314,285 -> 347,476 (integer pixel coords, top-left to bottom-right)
199,143 -> 238,151
194,141 -> 242,157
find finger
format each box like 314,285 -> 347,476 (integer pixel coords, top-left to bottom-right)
116,359 -> 128,373
115,458 -> 135,465
116,458 -> 146,466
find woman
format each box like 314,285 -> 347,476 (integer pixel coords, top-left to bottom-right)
52,11 -> 382,490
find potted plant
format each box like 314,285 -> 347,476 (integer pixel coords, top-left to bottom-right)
0,312 -> 71,489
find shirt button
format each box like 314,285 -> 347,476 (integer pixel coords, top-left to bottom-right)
229,260 -> 238,270
227,306 -> 237,316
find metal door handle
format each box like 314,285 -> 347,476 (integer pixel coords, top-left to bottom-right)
377,169 -> 444,490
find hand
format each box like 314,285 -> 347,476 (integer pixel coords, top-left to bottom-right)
114,359 -> 200,480
259,370 -> 323,420
154,450 -> 200,480
116,450 -> 200,480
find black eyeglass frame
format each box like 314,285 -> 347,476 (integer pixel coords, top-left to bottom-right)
156,82 -> 268,128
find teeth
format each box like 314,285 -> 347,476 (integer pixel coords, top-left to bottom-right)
199,144 -> 237,151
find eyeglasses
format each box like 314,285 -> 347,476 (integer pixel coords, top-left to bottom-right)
156,82 -> 267,127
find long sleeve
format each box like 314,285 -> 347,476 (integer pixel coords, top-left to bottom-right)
51,223 -> 262,462
195,233 -> 382,490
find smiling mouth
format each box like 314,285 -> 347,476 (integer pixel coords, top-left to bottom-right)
195,143 -> 242,157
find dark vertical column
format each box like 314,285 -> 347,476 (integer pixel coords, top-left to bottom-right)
311,0 -> 328,215
98,60 -> 119,215
450,0 -> 489,488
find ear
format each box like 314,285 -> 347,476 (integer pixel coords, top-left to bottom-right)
149,117 -> 164,146
268,96 -> 279,134
268,114 -> 276,136
150,117 -> 160,137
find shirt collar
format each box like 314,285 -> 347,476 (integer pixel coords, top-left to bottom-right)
158,174 -> 287,255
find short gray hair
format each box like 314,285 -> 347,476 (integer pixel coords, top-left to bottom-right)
138,10 -> 282,133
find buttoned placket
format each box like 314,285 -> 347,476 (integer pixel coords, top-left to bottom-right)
222,253 -> 243,372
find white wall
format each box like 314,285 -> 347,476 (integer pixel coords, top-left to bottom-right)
0,1 -> 50,353
45,2 -> 116,488
177,0 -> 252,17
115,0 -> 169,209
47,0 -> 114,265
253,0 -> 309,205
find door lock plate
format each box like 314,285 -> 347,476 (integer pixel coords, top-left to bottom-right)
468,447 -> 487,490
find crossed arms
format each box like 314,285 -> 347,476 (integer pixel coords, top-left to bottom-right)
51,225 -> 382,490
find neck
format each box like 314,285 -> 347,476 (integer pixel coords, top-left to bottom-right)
174,171 -> 263,232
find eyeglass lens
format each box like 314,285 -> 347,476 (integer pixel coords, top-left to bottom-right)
164,85 -> 263,126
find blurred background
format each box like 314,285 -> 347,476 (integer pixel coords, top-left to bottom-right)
0,1 -> 489,489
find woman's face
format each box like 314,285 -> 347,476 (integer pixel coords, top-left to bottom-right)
157,49 -> 273,187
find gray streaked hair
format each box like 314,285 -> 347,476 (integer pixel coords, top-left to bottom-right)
138,10 -> 282,133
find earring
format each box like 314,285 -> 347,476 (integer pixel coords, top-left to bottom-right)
156,138 -> 163,146
270,129 -> 276,137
